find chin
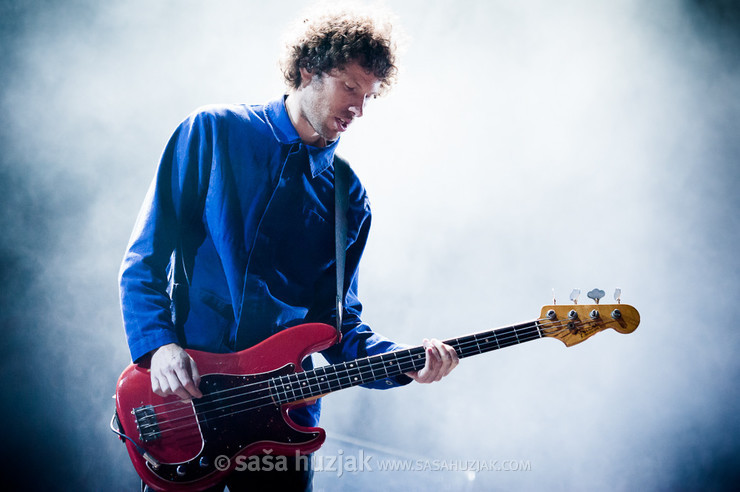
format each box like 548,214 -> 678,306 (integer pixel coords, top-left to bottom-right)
321,129 -> 340,142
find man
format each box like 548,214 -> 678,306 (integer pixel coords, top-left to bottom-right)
119,7 -> 458,490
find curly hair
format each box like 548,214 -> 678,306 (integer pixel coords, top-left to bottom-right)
281,7 -> 399,94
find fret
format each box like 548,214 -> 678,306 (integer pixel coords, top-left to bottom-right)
304,371 -> 321,397
287,373 -> 301,401
451,337 -> 463,357
294,372 -> 307,399
291,372 -> 304,399
338,361 -> 353,389
396,349 -> 416,373
323,365 -> 340,393
357,358 -> 374,385
331,365 -> 344,391
475,331 -> 500,351
367,354 -> 383,381
518,323 -> 540,343
490,331 -> 502,350
276,375 -> 291,404
392,351 -> 406,377
381,351 -> 401,378
455,334 -> 480,358
379,353 -> 393,378
473,334 -> 483,355
267,377 -> 280,405
501,328 -> 519,348
446,321 -> 542,361
316,366 -> 331,394
345,360 -> 362,387
410,347 -> 426,372
301,371 -> 319,398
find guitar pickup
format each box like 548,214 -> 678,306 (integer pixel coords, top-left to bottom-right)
133,405 -> 161,443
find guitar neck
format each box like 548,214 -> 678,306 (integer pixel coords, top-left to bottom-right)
269,320 -> 543,405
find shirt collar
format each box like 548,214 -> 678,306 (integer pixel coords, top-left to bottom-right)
265,96 -> 340,178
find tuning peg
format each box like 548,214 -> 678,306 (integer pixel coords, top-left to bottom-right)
587,288 -> 605,304
569,289 -> 581,304
552,288 -> 557,305
614,288 -> 622,304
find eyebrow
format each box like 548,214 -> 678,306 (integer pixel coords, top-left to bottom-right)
348,75 -> 379,95
335,68 -> 379,95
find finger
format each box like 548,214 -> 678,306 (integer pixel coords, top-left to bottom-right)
175,359 -> 202,398
151,373 -> 165,397
173,363 -> 201,400
426,340 -> 447,382
164,369 -> 192,400
155,374 -> 178,398
408,339 -> 430,383
407,339 -> 460,384
435,340 -> 458,362
189,358 -> 203,397
431,339 -> 458,379
415,345 -> 439,383
444,343 -> 460,371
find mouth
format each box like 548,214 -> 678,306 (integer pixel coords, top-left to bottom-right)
335,117 -> 351,132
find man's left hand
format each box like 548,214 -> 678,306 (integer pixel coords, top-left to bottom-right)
406,338 -> 459,383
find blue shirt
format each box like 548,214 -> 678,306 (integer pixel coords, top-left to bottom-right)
119,97 -> 410,426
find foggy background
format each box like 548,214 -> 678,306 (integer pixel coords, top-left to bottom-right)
1,0 -> 738,490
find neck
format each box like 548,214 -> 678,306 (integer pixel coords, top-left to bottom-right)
284,93 -> 326,147
268,320 -> 544,405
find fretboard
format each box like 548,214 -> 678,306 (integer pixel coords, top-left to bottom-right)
269,320 -> 543,405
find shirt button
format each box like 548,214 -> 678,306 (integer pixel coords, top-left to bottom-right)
385,380 -> 393,386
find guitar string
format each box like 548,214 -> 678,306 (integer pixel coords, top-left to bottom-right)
136,317 -> 586,435
143,324 -> 546,439
137,318 -> 594,437
135,322 -> 550,435
143,325 -> 554,439
138,318 -> 548,420
140,320 -> 586,439
141,317 -> 555,416
136,316 -> 585,435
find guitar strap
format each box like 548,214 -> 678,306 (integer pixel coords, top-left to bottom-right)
333,154 -> 350,342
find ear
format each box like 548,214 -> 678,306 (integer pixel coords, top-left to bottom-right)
299,67 -> 314,88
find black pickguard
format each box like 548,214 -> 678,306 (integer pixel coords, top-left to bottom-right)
147,365 -> 319,484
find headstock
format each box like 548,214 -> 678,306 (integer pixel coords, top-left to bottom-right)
538,303 -> 640,347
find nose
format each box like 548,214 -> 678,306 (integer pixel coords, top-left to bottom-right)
348,95 -> 368,118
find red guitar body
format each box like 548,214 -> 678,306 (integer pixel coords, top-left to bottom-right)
115,323 -> 339,492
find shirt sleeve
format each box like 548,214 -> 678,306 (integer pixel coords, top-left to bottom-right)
317,189 -> 413,389
118,111 -> 213,362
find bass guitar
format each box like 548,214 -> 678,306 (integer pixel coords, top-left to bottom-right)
113,300 -> 639,491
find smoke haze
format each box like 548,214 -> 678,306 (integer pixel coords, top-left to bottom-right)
1,0 -> 738,490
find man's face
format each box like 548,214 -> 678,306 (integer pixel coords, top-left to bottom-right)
298,61 -> 382,144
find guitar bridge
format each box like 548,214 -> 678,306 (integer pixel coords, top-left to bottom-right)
133,405 -> 161,442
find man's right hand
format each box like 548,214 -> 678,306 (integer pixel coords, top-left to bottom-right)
150,343 -> 203,400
